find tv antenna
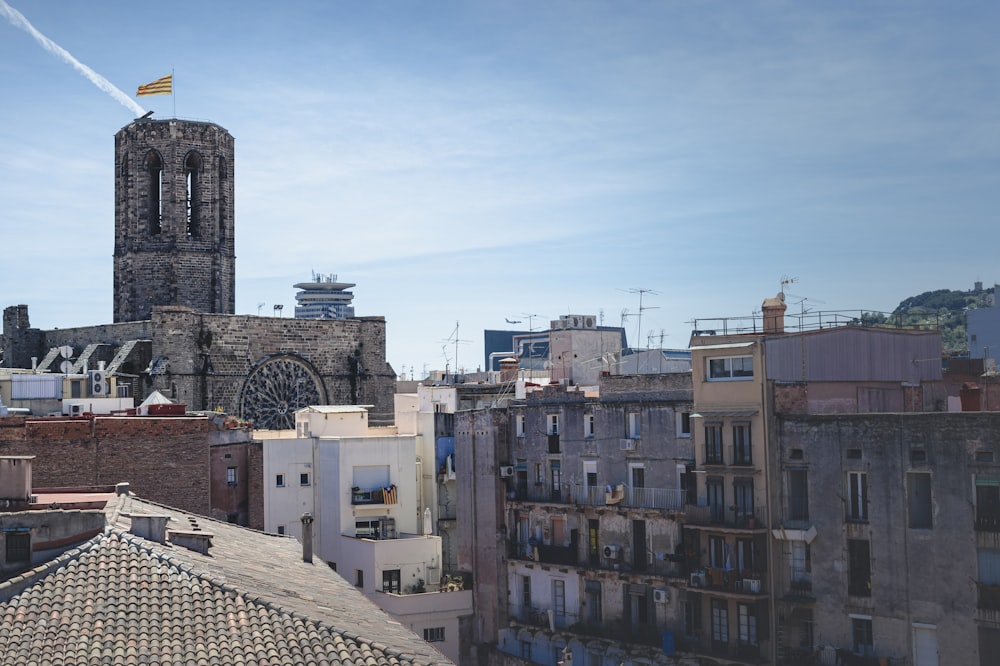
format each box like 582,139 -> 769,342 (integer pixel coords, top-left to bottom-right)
439,321 -> 470,377
257,302 -> 266,316
620,287 -> 660,350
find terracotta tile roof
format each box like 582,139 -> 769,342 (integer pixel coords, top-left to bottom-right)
0,494 -> 452,666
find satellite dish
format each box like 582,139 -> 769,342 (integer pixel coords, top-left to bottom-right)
59,345 -> 74,359
60,360 -> 73,374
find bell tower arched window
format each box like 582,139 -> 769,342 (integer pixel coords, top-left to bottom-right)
185,152 -> 202,237
146,152 -> 163,235
217,156 -> 227,240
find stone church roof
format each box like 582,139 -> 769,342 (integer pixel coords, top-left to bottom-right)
0,494 -> 452,666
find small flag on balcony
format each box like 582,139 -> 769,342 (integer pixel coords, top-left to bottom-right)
136,74 -> 172,97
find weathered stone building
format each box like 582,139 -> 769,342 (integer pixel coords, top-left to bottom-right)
1,117 -> 395,427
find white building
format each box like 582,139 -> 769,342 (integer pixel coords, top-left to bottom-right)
259,404 -> 471,664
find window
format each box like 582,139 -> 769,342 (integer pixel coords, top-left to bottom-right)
707,355 -> 753,380
977,450 -> 996,463
711,599 -> 729,646
707,478 -> 725,523
733,479 -> 754,526
847,448 -> 862,460
275,473 -> 285,487
705,424 -> 723,464
184,152 -> 201,237
847,472 -> 868,522
790,541 -> 811,590
548,413 -> 560,435
4,530 -> 30,563
356,518 -> 395,539
851,616 -> 873,657
709,535 -> 727,569
300,472 -> 311,486
738,603 -> 757,646
585,580 -> 602,624
553,579 -> 566,618
735,537 -> 755,574
908,472 -> 932,528
732,423 -> 752,465
584,413 -> 595,438
848,539 -> 871,597
550,461 -> 562,501
516,414 -> 525,437
521,641 -> 531,660
976,477 -> 1000,530
521,575 -> 531,612
789,448 -> 803,460
382,569 -> 401,594
910,448 -> 927,463
423,627 -> 445,643
678,411 -> 691,438
627,412 -> 641,439
146,151 -> 163,235
355,569 -> 364,588
226,466 -> 237,486
276,525 -> 285,535
788,469 -> 809,522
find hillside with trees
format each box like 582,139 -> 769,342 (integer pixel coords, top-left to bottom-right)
860,286 -> 994,353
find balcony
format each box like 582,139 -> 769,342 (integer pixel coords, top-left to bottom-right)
508,485 -> 571,504
687,568 -> 768,598
511,605 -> 580,631
976,511 -> 1000,532
681,636 -> 766,664
351,484 -> 398,505
685,504 -> 767,530
572,484 -> 684,511
978,582 -> 1000,610
510,540 -> 577,566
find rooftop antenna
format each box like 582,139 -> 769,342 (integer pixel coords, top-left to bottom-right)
780,276 -> 825,327
440,321 -> 470,378
257,302 -> 266,316
620,287 -> 660,350
522,313 -> 540,371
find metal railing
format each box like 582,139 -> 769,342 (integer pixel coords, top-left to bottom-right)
572,484 -> 684,511
685,503 -> 768,528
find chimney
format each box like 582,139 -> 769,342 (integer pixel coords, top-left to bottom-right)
499,357 -> 519,383
761,293 -> 787,334
0,456 -> 34,507
130,514 -> 170,543
115,482 -> 130,496
301,512 -> 314,563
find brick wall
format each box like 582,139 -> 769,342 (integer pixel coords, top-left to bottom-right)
246,440 -> 264,531
0,415 -> 213,515
773,383 -> 808,414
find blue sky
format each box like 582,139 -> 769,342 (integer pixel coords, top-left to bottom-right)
2,1 -> 998,378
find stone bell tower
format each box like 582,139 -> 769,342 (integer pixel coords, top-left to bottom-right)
113,118 -> 235,322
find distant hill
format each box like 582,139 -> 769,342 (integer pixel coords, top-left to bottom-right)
864,286 -> 995,353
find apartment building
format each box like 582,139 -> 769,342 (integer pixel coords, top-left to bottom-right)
458,372 -> 694,665
258,405 -> 472,664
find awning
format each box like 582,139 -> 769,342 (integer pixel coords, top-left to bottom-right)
771,525 -> 818,544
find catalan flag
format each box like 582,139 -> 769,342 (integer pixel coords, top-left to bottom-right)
136,74 -> 172,97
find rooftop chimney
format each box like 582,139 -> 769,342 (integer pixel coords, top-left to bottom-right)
761,293 -> 787,334
130,514 -> 170,543
301,513 -> 314,563
0,456 -> 34,505
499,357 -> 519,383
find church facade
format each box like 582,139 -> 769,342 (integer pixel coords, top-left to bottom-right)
2,118 -> 395,427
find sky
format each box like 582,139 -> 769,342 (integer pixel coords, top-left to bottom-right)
1,1 -> 999,379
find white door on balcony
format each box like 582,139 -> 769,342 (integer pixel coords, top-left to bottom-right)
913,624 -> 938,666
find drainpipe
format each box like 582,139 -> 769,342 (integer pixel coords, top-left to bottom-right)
761,341 -> 779,666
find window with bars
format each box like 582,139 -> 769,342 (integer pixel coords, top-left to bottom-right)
423,627 -> 445,642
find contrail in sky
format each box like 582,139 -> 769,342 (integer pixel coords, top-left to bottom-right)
0,0 -> 146,117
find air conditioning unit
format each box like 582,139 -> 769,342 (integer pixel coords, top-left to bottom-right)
653,588 -> 669,604
740,578 -> 761,594
499,465 -> 515,478
689,572 -> 707,588
602,544 -> 620,559
69,404 -> 83,416
620,438 -> 636,451
89,370 -> 107,396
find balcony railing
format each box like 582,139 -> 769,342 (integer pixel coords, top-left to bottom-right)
351,484 -> 398,505
978,582 -> 1000,610
685,504 -> 767,529
688,568 -> 768,596
572,484 -> 684,511
976,511 -> 1000,532
511,605 -> 579,631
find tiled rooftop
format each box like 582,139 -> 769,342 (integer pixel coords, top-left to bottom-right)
0,493 -> 452,666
